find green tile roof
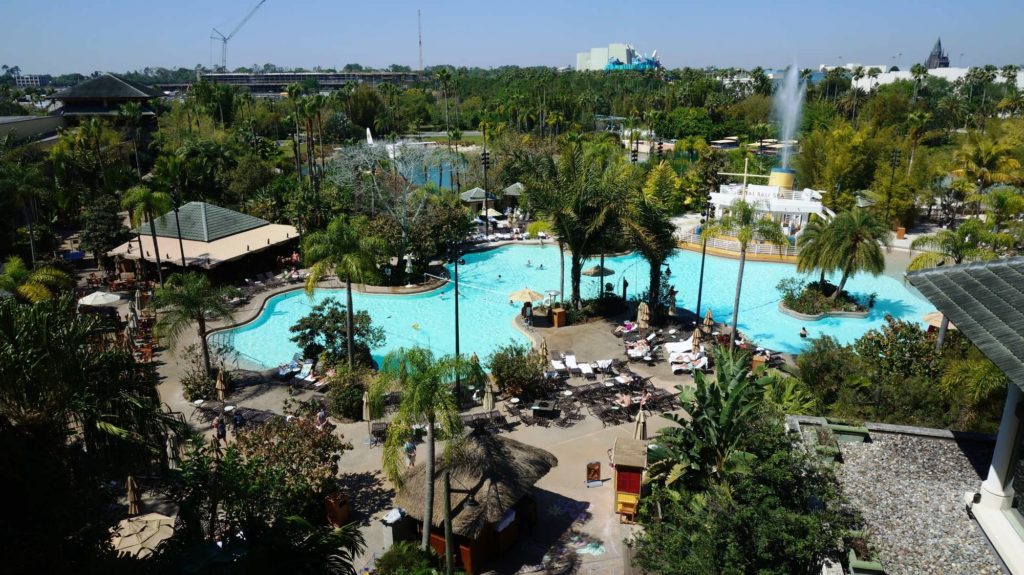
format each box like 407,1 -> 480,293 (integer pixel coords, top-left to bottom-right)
907,258 -> 1024,392
56,73 -> 163,101
138,202 -> 269,242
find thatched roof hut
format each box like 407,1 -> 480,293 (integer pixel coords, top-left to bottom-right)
393,431 -> 557,540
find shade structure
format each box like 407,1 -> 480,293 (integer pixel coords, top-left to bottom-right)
922,311 -> 957,330
392,431 -> 557,539
110,512 -> 175,559
503,182 -> 525,196
509,288 -> 544,303
633,408 -> 647,441
460,187 -> 496,203
479,207 -> 503,218
702,308 -> 715,333
636,301 -> 650,331
483,381 -> 495,412
215,369 -> 226,402
78,291 -> 121,307
691,327 -> 703,348
582,265 -> 615,277
126,475 -> 141,516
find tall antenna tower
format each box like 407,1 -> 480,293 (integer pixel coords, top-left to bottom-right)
418,9 -> 423,70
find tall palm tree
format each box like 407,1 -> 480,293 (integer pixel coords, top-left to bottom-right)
302,215 -> 383,371
910,63 -> 928,102
906,111 -> 933,175
122,185 -> 171,287
0,255 -> 71,303
154,272 -> 234,375
823,208 -> 890,299
867,67 -> 881,90
623,162 -> 678,318
368,347 -> 465,553
1,162 -> 43,264
436,68 -> 453,151
702,200 -> 787,349
118,101 -> 144,179
153,154 -> 192,267
908,219 -> 1001,271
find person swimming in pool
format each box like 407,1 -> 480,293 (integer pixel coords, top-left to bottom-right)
526,260 -> 532,267
537,264 -> 545,270
799,327 -> 808,338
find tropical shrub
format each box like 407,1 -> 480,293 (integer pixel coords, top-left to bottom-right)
487,341 -> 545,400
290,297 -> 385,366
776,278 -> 865,315
326,365 -> 376,421
373,541 -> 438,574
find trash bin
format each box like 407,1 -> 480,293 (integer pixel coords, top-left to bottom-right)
552,308 -> 567,328
896,227 -> 906,239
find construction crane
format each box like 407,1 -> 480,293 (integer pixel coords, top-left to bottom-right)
210,0 -> 266,71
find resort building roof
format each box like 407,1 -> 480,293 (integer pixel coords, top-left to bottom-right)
54,73 -> 161,118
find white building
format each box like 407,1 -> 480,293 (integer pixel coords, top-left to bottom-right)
576,43 -> 634,71
846,66 -> 1024,92
709,168 -> 834,238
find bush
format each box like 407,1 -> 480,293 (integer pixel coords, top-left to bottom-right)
488,340 -> 546,400
374,541 -> 438,574
776,278 -> 865,315
326,364 -> 376,421
179,342 -> 234,401
796,336 -> 861,407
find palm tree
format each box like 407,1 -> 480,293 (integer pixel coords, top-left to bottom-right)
1,162 -> 43,264
796,215 -> 837,285
154,272 -> 234,375
867,67 -> 881,90
910,63 -> 928,102
908,219 -> 1001,271
153,154 -> 191,266
647,348 -> 767,490
368,347 -> 465,553
436,68 -> 453,151
953,133 -> 1021,204
118,101 -> 144,179
302,215 -> 383,371
823,209 -> 890,299
702,200 -> 787,349
623,162 -> 678,318
122,185 -> 171,287
0,255 -> 71,303
906,111 -> 933,176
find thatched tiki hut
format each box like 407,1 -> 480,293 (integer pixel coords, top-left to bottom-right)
393,431 -> 558,575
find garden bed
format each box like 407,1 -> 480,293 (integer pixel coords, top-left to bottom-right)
776,278 -> 872,321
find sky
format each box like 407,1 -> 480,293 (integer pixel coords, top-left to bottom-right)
2,0 -> 1022,75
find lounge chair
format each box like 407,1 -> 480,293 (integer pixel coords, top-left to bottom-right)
579,362 -> 596,379
564,354 -> 581,375
550,359 -> 568,372
276,360 -> 301,379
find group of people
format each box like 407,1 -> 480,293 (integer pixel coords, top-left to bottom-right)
613,388 -> 651,414
211,412 -> 245,444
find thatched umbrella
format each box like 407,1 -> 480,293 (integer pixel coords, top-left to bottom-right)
126,475 -> 141,516
691,326 -> 703,349
702,308 -> 715,334
636,302 -> 650,331
393,431 -> 558,541
633,408 -> 647,441
215,369 -> 227,402
509,288 -> 544,303
582,265 -> 615,278
538,337 -> 549,360
111,513 -> 175,559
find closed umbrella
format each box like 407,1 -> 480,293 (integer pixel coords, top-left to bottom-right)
691,326 -> 703,349
362,390 -> 371,422
633,408 -> 647,441
702,308 -> 715,334
126,475 -> 141,516
539,337 -> 549,360
509,288 -> 544,303
636,302 -> 650,331
78,291 -> 121,307
483,380 -> 495,412
215,369 -> 227,402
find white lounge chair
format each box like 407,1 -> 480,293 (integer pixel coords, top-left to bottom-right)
564,354 -> 581,375
579,363 -> 595,379
550,359 -> 567,372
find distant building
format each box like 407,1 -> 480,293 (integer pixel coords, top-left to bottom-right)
0,115 -> 64,148
575,43 -> 660,72
925,37 -> 950,69
14,74 -> 51,88
193,71 -> 422,95
53,73 -> 162,122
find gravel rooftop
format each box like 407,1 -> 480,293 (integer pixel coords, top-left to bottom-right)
834,433 -> 1004,575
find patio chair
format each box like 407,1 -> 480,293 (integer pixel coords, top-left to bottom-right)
564,354 -> 581,376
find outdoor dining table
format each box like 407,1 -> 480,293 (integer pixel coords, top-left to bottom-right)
531,400 -> 558,419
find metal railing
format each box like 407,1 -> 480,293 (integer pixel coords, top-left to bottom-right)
677,231 -> 798,257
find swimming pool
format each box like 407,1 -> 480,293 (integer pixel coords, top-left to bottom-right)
211,244 -> 933,368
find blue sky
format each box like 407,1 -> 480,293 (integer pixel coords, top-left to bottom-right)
2,0 -> 1021,74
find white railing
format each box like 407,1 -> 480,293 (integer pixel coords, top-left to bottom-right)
677,231 -> 798,257
717,186 -> 821,202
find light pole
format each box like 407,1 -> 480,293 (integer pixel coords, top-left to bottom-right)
481,126 -> 491,237
171,189 -> 187,268
450,241 -> 462,405
694,193 -> 714,323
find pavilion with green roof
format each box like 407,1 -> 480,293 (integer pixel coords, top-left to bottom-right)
108,202 -> 299,269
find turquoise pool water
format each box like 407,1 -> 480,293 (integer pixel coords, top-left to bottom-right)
212,245 -> 933,368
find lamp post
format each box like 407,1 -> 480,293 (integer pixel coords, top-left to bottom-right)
481,126 -> 491,237
171,189 -> 187,268
694,193 -> 714,322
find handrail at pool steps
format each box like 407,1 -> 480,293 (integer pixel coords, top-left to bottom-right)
677,231 -> 797,257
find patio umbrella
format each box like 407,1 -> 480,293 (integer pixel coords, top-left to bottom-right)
636,302 -> 650,331
111,513 -> 175,559
479,207 -> 503,218
691,326 -> 703,348
78,291 -> 121,307
633,408 -> 647,441
509,288 -> 544,303
923,311 -> 957,330
582,265 -> 615,277
702,308 -> 715,333
483,380 -> 495,412
126,475 -> 141,516
215,369 -> 227,402
362,390 -> 371,422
